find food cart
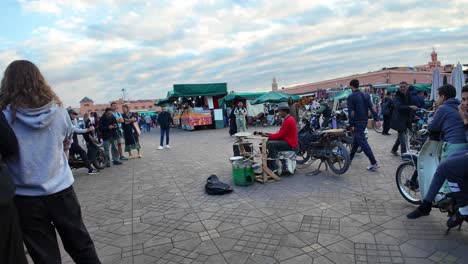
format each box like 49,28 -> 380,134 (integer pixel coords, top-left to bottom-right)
157,83 -> 228,131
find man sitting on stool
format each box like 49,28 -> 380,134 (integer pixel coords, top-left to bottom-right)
257,103 -> 298,171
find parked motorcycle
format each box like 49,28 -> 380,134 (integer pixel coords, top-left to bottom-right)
296,118 -> 350,174
69,138 -> 108,170
396,136 -> 466,233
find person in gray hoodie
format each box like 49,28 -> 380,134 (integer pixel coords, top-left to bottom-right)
0,60 -> 100,264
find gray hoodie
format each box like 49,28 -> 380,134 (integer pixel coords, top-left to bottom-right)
2,103 -> 74,196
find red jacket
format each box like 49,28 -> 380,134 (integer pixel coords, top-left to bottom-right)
268,115 -> 298,148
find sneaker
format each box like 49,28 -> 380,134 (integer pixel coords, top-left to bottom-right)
165,145 -> 171,149
138,154 -> 143,158
390,150 -> 399,156
158,146 -> 164,150
366,163 -> 380,171
120,156 -> 129,160
113,160 -> 123,165
129,155 -> 135,159
88,169 -> 99,175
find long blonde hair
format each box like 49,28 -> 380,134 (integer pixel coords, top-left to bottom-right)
0,60 -> 62,121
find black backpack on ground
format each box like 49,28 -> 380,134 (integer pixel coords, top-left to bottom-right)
205,175 -> 233,195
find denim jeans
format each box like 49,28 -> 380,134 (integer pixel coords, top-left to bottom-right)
14,186 -> 100,264
103,138 -> 119,163
160,127 -> 170,146
424,151 -> 468,207
350,122 -> 377,165
392,130 -> 408,154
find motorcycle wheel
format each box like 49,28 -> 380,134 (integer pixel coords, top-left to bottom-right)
395,161 -> 421,205
327,142 -> 350,174
93,151 -> 108,170
296,149 -> 311,164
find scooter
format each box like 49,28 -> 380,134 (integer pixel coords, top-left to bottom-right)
396,135 -> 467,234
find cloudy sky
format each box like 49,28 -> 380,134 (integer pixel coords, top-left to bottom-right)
1,0 -> 467,107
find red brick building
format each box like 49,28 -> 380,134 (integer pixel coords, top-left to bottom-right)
79,97 -> 160,116
281,49 -> 454,96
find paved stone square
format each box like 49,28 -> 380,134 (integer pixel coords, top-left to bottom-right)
60,127 -> 468,263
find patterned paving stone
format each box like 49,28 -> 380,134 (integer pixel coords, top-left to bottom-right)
52,128 -> 468,263
233,231 -> 281,256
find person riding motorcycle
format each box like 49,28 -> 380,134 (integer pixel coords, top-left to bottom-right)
407,85 -> 468,220
256,103 -> 298,172
68,109 -> 99,174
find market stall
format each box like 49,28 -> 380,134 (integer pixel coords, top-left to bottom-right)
166,83 -> 228,130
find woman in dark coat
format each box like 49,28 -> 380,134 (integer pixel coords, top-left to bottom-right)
229,107 -> 237,136
0,112 -> 28,264
122,105 -> 142,158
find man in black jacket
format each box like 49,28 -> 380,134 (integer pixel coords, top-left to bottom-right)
390,82 -> 419,156
157,106 -> 173,150
99,108 -> 122,166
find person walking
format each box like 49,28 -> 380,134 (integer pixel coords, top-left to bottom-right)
110,102 -> 128,161
347,79 -> 381,171
288,97 -> 300,126
390,82 -> 419,156
381,92 -> 394,135
144,114 -> 152,132
100,108 -> 123,166
122,105 -> 142,158
234,102 -> 247,132
0,110 -> 28,264
157,106 -> 173,150
0,60 -> 101,264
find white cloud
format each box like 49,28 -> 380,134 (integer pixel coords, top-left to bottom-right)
6,0 -> 468,107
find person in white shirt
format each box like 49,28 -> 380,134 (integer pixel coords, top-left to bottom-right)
234,102 -> 247,132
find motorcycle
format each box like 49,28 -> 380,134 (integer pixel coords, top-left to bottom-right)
395,135 -> 466,234
69,137 -> 108,170
296,118 -> 351,175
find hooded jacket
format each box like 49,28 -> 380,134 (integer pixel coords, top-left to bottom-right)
2,103 -> 74,196
428,98 -> 466,144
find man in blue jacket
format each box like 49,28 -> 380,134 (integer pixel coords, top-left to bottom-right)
427,84 -> 467,159
347,79 -> 381,171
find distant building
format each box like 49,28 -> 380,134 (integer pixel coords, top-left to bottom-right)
282,49 -> 454,97
79,97 -> 160,116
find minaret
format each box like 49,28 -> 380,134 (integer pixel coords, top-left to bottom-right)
272,77 -> 278,91
429,48 -> 441,69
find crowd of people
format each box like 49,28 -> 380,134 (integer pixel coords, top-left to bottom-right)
0,59 -> 467,263
0,60 -> 175,263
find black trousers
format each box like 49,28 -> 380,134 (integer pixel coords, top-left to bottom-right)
14,186 -> 100,264
266,140 -> 292,170
0,202 -> 28,264
382,115 -> 391,134
70,142 -> 93,172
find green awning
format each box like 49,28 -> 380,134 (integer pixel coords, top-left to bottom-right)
250,92 -> 300,105
329,89 -> 352,100
172,83 -> 227,97
218,92 -> 267,107
155,97 -> 175,106
387,84 -> 431,93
